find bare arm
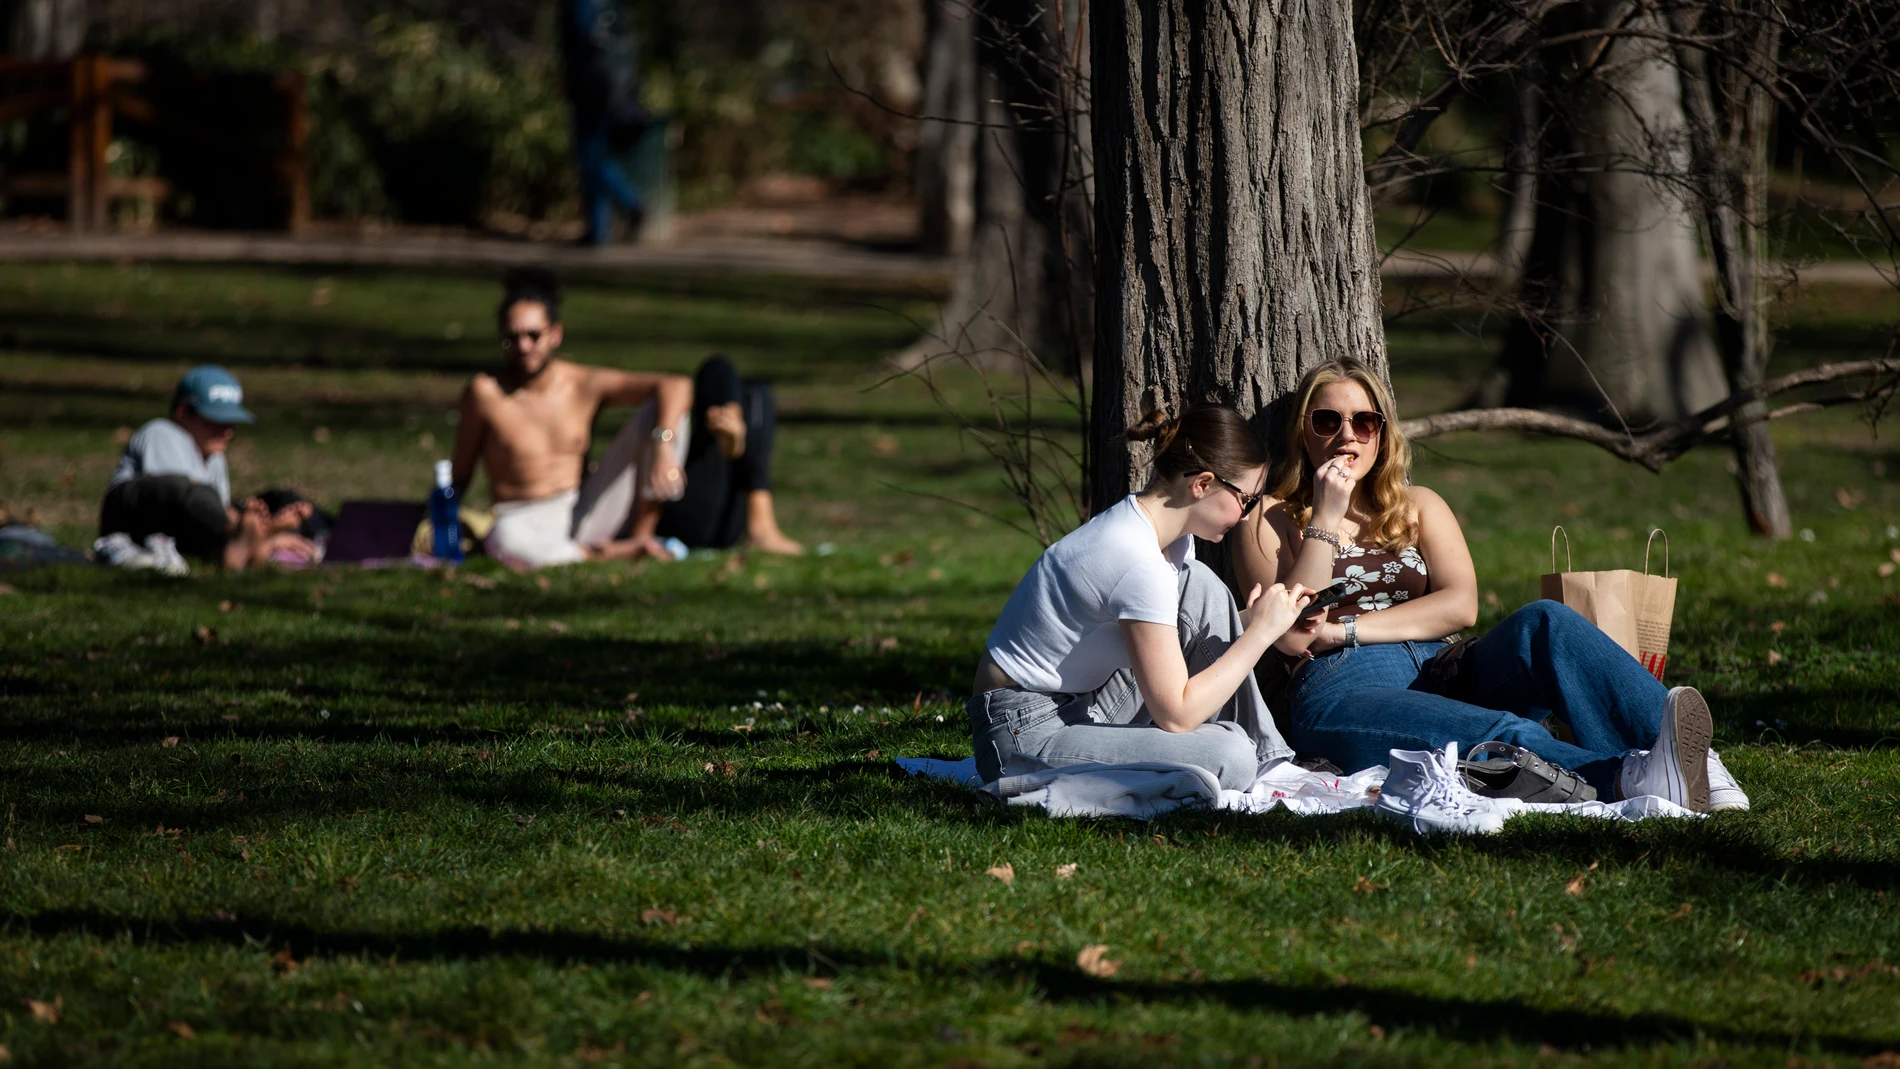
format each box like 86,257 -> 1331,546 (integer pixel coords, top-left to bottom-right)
1121,582 -> 1314,732
449,380 -> 490,496
1233,504 -> 1331,656
592,367 -> 693,431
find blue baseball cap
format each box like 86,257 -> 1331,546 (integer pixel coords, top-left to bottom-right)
174,365 -> 254,425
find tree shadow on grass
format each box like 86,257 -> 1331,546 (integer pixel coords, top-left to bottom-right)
6,907 -> 1894,1057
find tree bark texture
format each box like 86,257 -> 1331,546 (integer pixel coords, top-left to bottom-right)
1670,5 -> 1790,537
901,0 -> 1092,377
1487,0 -> 1727,426
1089,0 -> 1386,510
917,0 -> 978,257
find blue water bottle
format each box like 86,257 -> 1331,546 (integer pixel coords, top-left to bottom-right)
429,460 -> 463,562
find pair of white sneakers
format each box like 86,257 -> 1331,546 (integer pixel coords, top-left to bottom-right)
92,532 -> 190,576
1377,687 -> 1750,834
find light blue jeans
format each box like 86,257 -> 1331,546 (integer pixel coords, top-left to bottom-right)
967,561 -> 1294,790
1286,600 -> 1668,794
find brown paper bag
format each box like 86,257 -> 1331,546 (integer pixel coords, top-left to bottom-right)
1539,527 -> 1677,680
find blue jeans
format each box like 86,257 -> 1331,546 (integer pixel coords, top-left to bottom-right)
576,122 -> 642,244
1287,600 -> 1668,795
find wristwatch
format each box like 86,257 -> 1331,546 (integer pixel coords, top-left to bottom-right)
1342,615 -> 1360,648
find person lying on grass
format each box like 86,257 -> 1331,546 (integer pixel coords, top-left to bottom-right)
969,404 -> 1317,790
99,364 -> 317,570
450,268 -> 802,567
1230,358 -> 1748,813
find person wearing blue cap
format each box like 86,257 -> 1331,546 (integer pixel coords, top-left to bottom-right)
98,366 -> 315,569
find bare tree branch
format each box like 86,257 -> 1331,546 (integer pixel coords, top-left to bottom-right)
1403,358 -> 1900,470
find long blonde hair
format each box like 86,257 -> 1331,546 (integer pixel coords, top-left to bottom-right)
1268,359 -> 1419,550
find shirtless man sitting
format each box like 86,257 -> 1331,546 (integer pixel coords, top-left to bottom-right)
451,268 -> 800,567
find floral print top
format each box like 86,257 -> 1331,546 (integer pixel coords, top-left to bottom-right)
1323,540 -> 1429,621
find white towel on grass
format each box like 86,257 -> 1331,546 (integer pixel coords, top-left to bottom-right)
895,756 -> 1699,830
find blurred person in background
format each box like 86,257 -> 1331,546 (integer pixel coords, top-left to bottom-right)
453,269 -> 801,567
562,0 -> 648,244
99,365 -> 317,570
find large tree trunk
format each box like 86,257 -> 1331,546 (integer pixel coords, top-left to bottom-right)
1482,1 -> 1727,426
899,0 -> 1092,375
1671,7 -> 1791,538
1089,0 -> 1385,511
2,0 -> 86,57
916,0 -> 977,257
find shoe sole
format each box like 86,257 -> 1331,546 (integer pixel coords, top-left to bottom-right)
1665,688 -> 1713,813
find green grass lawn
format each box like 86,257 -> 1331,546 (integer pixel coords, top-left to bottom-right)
1,262 -> 1897,1067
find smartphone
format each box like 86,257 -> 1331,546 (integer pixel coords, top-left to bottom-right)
1298,579 -> 1359,619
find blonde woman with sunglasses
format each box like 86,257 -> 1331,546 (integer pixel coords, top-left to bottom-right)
1230,360 -> 1746,813
969,405 -> 1318,789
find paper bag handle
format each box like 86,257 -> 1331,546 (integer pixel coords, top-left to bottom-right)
1645,528 -> 1670,577
1550,526 -> 1572,573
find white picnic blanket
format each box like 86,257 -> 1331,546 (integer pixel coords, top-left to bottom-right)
895,756 -> 1699,830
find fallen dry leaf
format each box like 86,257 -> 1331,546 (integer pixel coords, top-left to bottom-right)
54,844 -> 84,853
1766,572 -> 1787,588
167,1021 -> 195,1039
1769,620 -> 1786,634
24,996 -> 60,1023
1880,562 -> 1896,579
161,736 -> 180,748
864,749 -> 881,760
1565,874 -> 1588,896
1768,650 -> 1784,666
1861,1051 -> 1900,1069
273,948 -> 301,973
703,761 -> 736,778
1056,863 -> 1078,880
546,620 -> 568,633
1668,902 -> 1693,921
0,1040 -> 12,1061
985,862 -> 1015,885
534,575 -> 551,592
641,908 -> 680,927
1892,548 -> 1900,564
802,977 -> 833,990
1352,875 -> 1385,895
83,814 -> 105,825
218,600 -> 233,613
1076,944 -> 1121,978
194,625 -> 215,645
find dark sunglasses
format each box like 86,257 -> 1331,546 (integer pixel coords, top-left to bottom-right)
1309,408 -> 1385,441
1189,470 -> 1262,518
503,329 -> 545,345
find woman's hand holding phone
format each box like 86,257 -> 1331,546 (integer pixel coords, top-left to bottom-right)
1241,582 -> 1318,644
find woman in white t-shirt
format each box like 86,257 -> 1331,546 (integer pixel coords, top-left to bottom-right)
969,405 -> 1318,788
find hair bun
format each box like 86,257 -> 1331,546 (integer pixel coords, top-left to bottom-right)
1123,409 -> 1177,444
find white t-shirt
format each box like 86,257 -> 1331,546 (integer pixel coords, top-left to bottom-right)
109,418 -> 231,507
986,494 -> 1192,694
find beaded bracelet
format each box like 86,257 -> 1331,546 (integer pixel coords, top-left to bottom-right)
1302,526 -> 1343,552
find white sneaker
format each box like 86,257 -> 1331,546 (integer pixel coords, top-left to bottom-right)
1619,686 -> 1713,813
1707,749 -> 1749,812
1376,743 -> 1511,834
143,534 -> 190,577
93,532 -> 158,569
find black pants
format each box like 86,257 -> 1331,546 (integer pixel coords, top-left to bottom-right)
656,356 -> 778,549
100,475 -> 231,561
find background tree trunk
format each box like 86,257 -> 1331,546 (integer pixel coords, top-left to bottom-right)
899,0 -> 1091,377
2,0 -> 86,58
916,0 -> 977,257
1481,0 -> 1727,426
1671,6 -> 1790,538
1089,0 -> 1385,512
